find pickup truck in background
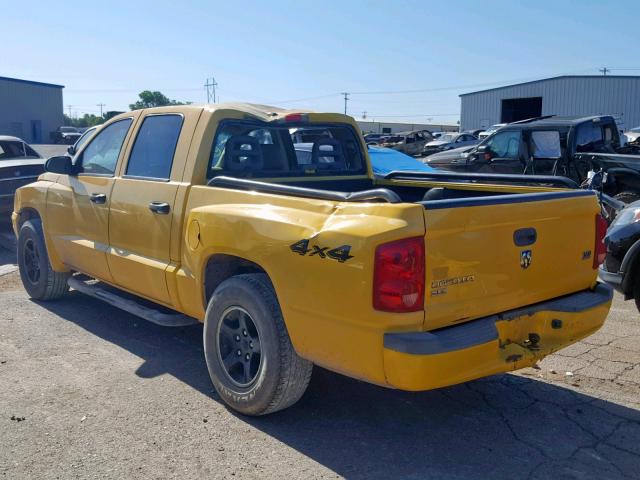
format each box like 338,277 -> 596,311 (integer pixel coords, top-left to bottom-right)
425,115 -> 640,204
13,104 -> 612,415
50,126 -> 82,145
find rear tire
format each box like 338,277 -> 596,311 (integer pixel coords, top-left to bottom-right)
203,274 -> 312,416
17,219 -> 69,300
633,278 -> 640,313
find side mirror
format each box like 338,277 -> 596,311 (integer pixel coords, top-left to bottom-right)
475,145 -> 493,161
67,145 -> 76,156
45,156 -> 75,175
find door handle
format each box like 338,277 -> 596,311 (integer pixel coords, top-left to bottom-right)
89,193 -> 107,204
149,201 -> 170,215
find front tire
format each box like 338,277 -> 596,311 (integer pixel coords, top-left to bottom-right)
17,219 -> 69,300
203,274 -> 312,416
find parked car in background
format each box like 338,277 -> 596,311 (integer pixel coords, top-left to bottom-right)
422,133 -> 479,157
464,129 -> 483,138
67,125 -> 99,156
368,146 -> 435,175
379,130 -> 433,156
294,143 -> 435,176
478,123 -> 506,139
363,133 -> 388,145
600,200 -> 640,311
50,126 -> 82,145
625,126 -> 640,144
0,136 -> 44,215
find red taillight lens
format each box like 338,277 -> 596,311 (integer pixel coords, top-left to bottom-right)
373,237 -> 425,312
284,113 -> 305,122
594,214 -> 608,269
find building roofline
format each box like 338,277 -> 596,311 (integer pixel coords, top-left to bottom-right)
459,75 -> 640,97
0,75 -> 64,89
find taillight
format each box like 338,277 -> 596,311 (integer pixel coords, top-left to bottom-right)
373,237 -> 425,312
594,214 -> 607,269
283,113 -> 308,122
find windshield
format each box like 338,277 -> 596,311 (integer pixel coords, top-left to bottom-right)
208,121 -> 366,179
60,127 -> 78,133
0,141 -> 40,160
437,134 -> 456,142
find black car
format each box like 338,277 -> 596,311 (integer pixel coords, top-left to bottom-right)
0,136 -> 45,215
600,200 -> 640,310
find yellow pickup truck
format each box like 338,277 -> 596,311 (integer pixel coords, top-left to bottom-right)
12,104 -> 612,415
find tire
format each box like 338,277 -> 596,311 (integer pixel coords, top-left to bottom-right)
17,219 -> 69,300
203,273 -> 312,416
614,191 -> 640,205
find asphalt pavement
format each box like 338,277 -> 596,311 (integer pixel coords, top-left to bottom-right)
0,237 -> 639,479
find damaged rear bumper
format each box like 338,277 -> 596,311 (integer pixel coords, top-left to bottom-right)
382,283 -> 613,391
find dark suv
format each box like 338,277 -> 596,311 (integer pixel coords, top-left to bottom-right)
424,115 -> 640,204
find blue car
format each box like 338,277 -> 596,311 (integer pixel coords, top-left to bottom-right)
367,145 -> 435,176
293,142 -> 436,176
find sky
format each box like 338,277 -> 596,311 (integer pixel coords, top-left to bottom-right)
3,0 -> 639,125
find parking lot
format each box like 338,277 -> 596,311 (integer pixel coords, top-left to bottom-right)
0,236 -> 638,480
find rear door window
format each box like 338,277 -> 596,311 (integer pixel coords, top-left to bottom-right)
530,131 -> 561,158
125,115 -> 183,180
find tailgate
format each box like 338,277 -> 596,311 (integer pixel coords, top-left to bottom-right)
423,190 -> 600,330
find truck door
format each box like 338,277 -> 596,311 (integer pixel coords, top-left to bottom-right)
107,113 -> 186,306
46,117 -> 135,282
478,129 -> 525,174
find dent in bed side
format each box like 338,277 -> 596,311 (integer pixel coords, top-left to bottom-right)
173,185 -> 426,385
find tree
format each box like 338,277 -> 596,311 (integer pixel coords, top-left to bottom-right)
63,113 -> 105,128
129,90 -> 188,110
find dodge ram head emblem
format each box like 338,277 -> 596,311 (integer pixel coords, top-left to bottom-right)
520,250 -> 532,269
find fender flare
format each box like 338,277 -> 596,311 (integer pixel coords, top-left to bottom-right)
620,238 -> 640,294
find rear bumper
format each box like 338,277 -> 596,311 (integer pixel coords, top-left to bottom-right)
382,284 -> 613,391
598,267 -> 623,291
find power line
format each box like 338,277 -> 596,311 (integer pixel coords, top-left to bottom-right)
340,92 -> 350,114
205,77 -> 218,103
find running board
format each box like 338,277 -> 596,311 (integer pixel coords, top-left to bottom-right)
67,276 -> 199,327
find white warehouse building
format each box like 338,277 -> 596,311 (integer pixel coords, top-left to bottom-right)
460,75 -> 640,132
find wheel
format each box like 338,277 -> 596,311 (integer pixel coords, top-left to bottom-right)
614,191 -> 640,205
203,274 -> 312,415
17,219 -> 69,300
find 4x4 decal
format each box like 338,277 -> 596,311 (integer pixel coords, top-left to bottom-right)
290,239 -> 354,263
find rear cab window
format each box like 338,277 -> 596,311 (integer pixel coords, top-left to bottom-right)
207,121 -> 366,179
125,114 -> 183,180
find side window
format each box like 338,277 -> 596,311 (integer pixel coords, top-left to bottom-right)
126,115 -> 183,180
486,130 -> 521,159
575,123 -> 604,152
530,131 -> 561,158
79,119 -> 132,175
73,127 -> 96,153
405,135 -> 415,144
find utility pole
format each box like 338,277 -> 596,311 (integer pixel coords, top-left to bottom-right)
96,103 -> 106,116
341,92 -> 350,115
599,67 -> 610,76
205,77 -> 218,103
66,105 -> 73,117
362,111 -> 367,119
